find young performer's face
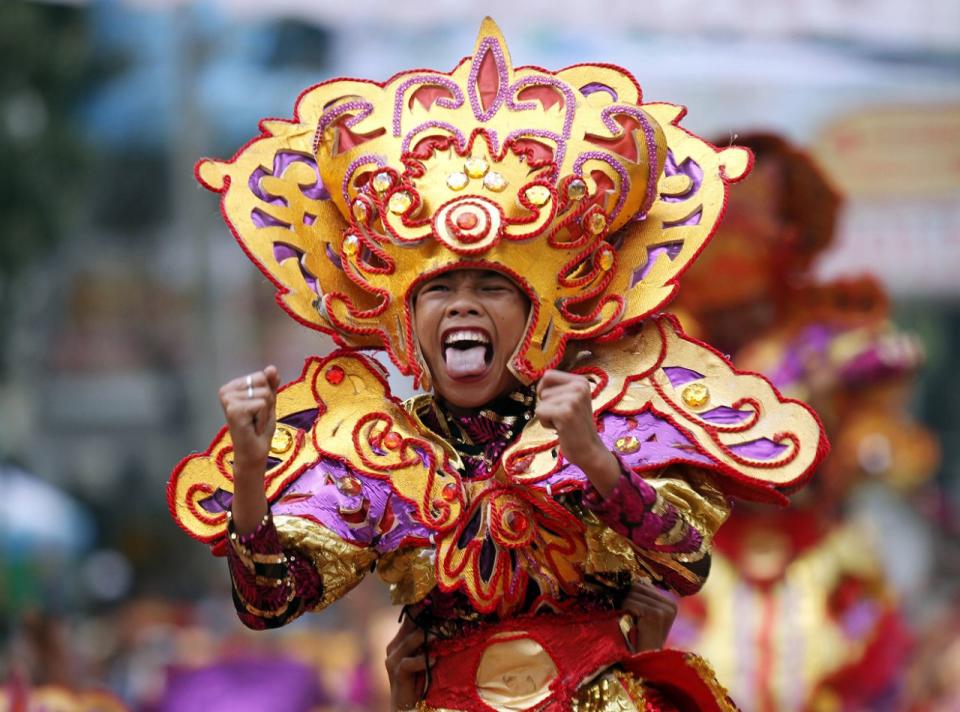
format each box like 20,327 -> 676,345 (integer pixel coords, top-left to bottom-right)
413,269 -> 530,409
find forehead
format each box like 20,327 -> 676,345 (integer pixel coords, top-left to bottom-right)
424,269 -> 511,282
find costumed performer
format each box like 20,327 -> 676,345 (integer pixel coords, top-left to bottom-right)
168,20 -> 827,712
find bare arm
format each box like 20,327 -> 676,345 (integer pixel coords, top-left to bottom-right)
218,365 -> 279,534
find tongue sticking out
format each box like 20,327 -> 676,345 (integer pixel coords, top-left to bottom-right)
445,346 -> 488,379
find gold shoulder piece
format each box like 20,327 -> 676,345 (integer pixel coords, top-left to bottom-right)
168,350 -> 463,547
503,315 -> 826,502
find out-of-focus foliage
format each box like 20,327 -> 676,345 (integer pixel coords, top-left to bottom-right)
0,3 -> 95,281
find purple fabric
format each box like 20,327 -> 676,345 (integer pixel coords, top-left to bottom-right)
631,242 -> 684,286
699,405 -> 754,425
251,207 -> 290,229
270,459 -> 431,553
248,151 -> 328,206
278,408 -> 320,431
272,242 -> 301,263
841,599 -> 881,639
156,658 -> 328,712
542,411 -> 716,490
579,82 -> 618,101
662,150 -> 704,203
662,366 -> 704,388
765,324 -> 833,390
728,437 -> 789,460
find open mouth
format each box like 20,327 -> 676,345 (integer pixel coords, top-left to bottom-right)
442,328 -> 493,380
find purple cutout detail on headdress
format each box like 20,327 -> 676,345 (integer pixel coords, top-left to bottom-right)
341,155 -> 386,204
630,242 -> 684,286
400,121 -> 467,155
393,75 -> 465,137
662,366 -> 704,387
729,438 -> 789,460
249,151 -> 328,223
273,242 -> 300,263
468,35 -> 510,122
325,242 -> 343,270
572,151 -> 630,220
252,208 -> 290,230
699,405 -> 754,425
313,99 -> 375,154
662,150 -> 704,203
580,83 -> 618,101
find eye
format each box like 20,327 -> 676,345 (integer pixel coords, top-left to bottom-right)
421,282 -> 450,293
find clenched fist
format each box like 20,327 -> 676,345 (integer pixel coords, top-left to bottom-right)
218,365 -> 279,534
535,370 -> 620,497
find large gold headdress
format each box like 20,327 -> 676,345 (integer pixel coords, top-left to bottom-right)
197,18 -> 750,384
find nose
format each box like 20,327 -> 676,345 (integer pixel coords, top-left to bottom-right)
446,284 -> 481,317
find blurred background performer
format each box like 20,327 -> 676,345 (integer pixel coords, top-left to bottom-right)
669,133 -> 941,712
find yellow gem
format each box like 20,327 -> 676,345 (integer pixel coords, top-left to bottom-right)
447,172 -> 469,191
483,171 -> 507,192
598,248 -> 614,271
464,157 -> 489,178
351,199 -> 368,222
615,436 -> 640,454
586,212 -> 607,235
342,235 -> 359,256
682,382 -> 710,409
371,171 -> 393,193
388,191 -> 412,214
270,427 -> 294,454
567,178 -> 587,200
525,185 -> 551,206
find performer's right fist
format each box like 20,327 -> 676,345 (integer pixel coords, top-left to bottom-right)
218,365 -> 280,472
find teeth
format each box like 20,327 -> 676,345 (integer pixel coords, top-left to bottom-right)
444,329 -> 490,346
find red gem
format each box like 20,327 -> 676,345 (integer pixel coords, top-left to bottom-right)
442,481 -> 459,500
325,365 -> 345,385
506,511 -> 523,528
383,431 -> 402,450
455,212 -> 479,230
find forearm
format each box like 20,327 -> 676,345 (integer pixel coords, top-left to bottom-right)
574,440 -> 622,499
231,458 -> 269,535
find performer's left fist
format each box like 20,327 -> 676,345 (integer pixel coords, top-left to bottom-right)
536,370 -> 610,475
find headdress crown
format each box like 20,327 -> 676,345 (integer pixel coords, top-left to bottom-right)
197,18 -> 750,383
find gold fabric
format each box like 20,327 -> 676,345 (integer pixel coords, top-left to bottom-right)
377,546 -> 437,605
273,515 -> 377,611
475,634 -> 559,710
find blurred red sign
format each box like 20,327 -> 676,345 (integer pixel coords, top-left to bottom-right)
814,104 -> 960,198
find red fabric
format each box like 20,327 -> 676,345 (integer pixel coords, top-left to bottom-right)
424,611 -> 733,711
622,649 -> 737,712
812,608 -> 913,711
